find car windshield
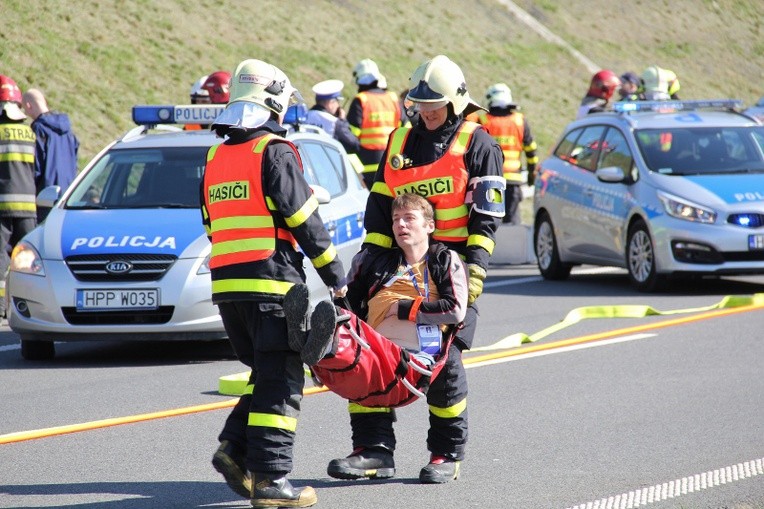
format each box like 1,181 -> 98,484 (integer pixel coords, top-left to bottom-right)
635,126 -> 764,176
66,147 -> 209,209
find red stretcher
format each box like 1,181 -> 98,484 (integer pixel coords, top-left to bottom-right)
309,308 -> 457,408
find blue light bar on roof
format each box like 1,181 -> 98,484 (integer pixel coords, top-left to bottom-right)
132,105 -> 226,125
613,99 -> 743,114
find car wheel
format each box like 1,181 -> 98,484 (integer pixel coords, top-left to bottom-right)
534,212 -> 571,280
626,220 -> 661,292
21,338 -> 55,361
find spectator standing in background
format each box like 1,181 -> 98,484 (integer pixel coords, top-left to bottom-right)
22,88 -> 80,206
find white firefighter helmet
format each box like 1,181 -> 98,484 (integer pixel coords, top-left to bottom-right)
405,55 -> 482,116
212,59 -> 302,129
353,58 -> 383,86
190,75 -> 210,103
485,83 -> 514,108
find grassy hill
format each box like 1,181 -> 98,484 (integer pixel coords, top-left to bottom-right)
3,0 -> 762,166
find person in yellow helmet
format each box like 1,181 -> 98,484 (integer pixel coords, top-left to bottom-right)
641,65 -> 680,101
326,55 -> 504,485
202,58 -> 347,508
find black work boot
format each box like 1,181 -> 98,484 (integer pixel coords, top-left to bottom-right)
418,455 -> 461,484
301,300 -> 338,365
211,440 -> 251,498
250,472 -> 317,508
283,283 -> 311,352
326,447 -> 395,480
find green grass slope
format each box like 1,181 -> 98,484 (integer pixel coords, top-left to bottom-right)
2,0 -> 762,166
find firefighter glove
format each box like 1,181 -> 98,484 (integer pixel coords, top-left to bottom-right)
467,263 -> 487,305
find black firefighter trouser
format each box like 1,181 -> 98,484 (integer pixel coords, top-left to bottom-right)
216,300 -> 305,475
348,305 -> 477,461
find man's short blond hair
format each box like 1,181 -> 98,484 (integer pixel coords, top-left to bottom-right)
392,193 -> 434,222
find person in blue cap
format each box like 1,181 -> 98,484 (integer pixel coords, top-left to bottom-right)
304,79 -> 358,154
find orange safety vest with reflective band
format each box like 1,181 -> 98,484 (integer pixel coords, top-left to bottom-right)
203,134 -> 297,270
357,91 -> 401,151
382,122 -> 477,243
480,112 -> 526,181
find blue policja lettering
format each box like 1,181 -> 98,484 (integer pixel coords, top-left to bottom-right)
70,236 -> 177,250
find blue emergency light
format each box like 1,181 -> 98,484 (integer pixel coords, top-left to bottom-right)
283,103 -> 308,125
132,105 -> 226,125
613,99 -> 743,114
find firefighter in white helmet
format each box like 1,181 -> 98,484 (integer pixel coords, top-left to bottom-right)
346,58 -> 404,188
471,83 -> 538,224
202,58 -> 347,508
326,55 -> 504,484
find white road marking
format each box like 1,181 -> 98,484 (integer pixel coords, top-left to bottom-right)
484,266 -> 623,289
466,333 -> 657,369
565,457 -> 764,509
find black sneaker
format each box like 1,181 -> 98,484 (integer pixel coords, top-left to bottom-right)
211,440 -> 252,498
251,473 -> 317,508
283,283 -> 311,352
326,447 -> 395,480
418,455 -> 460,484
301,300 -> 338,365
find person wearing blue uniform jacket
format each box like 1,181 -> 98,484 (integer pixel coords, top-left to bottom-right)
22,89 -> 79,196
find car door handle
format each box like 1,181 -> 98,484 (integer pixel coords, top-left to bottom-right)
583,188 -> 594,197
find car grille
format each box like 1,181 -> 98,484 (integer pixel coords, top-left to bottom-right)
65,254 -> 177,282
61,306 -> 174,325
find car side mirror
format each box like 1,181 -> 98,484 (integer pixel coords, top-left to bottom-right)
595,166 -> 628,184
37,185 -> 62,208
310,184 -> 331,204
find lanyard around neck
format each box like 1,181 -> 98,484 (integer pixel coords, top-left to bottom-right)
406,257 -> 429,301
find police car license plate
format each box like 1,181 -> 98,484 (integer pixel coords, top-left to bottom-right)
76,289 -> 160,311
749,234 -> 764,250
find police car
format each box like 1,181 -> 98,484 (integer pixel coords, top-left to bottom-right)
8,104 -> 368,360
533,99 -> 764,291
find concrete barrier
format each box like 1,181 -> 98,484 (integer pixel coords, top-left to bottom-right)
490,223 -> 536,265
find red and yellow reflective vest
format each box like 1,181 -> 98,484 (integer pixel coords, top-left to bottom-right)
479,112 -> 526,182
357,91 -> 401,151
203,134 -> 297,270
381,122 -> 478,244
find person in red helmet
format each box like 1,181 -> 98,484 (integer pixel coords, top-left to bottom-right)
186,71 -> 231,130
576,70 -> 621,119
0,75 -> 37,320
202,71 -> 231,104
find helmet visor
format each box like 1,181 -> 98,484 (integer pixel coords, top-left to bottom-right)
212,102 -> 272,129
406,80 -> 445,103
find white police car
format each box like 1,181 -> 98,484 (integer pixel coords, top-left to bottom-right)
533,100 -> 764,291
8,104 -> 368,360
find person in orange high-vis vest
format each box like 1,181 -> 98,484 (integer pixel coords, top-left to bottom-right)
326,55 -> 504,486
201,59 -> 346,509
474,83 -> 538,224
346,59 -> 403,189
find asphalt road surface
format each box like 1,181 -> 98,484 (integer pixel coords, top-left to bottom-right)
2,264 -> 763,509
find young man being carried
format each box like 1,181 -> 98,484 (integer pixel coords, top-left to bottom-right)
284,193 -> 468,412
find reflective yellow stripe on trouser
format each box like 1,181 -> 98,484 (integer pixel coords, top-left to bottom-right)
248,412 -> 298,432
429,397 -> 467,419
348,402 -> 392,414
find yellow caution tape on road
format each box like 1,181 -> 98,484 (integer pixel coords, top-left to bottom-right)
469,293 -> 764,352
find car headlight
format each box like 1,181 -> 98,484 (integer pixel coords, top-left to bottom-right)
10,241 -> 45,276
196,254 -> 211,275
657,191 -> 717,224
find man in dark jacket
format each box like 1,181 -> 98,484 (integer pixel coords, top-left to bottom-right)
22,89 -> 79,198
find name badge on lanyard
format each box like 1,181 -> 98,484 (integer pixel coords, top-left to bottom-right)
408,259 -> 442,356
